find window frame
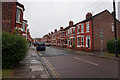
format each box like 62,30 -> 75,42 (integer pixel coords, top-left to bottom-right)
77,25 -> 80,33
81,36 -> 84,46
16,8 -> 21,22
77,37 -> 80,46
86,22 -> 90,32
81,24 -> 84,33
111,23 -> 114,32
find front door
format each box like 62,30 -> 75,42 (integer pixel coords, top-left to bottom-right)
86,36 -> 90,48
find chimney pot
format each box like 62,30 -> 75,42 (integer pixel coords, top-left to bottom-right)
55,29 -> 57,32
60,27 -> 63,30
86,13 -> 92,19
69,21 -> 74,26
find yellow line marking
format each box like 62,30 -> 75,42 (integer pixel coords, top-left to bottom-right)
38,51 -> 62,79
43,57 -> 61,78
42,57 -> 58,78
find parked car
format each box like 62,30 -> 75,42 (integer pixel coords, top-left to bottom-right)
33,42 -> 37,46
36,42 -> 46,51
45,43 -> 51,47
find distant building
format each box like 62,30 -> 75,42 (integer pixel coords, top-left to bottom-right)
41,9 -> 120,52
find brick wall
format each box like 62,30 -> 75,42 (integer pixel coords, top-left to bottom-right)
2,2 -> 16,32
93,10 -> 120,51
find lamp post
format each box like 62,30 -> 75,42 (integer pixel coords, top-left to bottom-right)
113,0 -> 118,57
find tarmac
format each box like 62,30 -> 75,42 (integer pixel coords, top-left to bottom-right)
63,47 -> 120,62
5,46 -> 119,79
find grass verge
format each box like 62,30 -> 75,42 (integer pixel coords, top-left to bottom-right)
104,53 -> 120,57
2,69 -> 13,78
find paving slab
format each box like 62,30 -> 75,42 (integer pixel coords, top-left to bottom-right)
12,47 -> 50,78
30,65 -> 44,72
41,74 -> 49,78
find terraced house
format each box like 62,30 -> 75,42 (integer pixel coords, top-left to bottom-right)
42,9 -> 120,52
2,1 -> 32,42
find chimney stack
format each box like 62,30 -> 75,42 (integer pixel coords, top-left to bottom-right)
49,33 -> 50,35
54,29 -> 57,32
69,21 -> 73,26
51,32 -> 53,34
86,13 -> 92,19
60,27 -> 63,30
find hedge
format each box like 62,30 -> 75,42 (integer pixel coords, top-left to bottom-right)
2,32 -> 28,69
107,39 -> 120,54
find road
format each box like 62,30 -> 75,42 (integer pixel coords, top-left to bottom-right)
38,46 -> 118,78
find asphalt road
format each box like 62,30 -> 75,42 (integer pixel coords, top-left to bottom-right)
39,46 -> 118,78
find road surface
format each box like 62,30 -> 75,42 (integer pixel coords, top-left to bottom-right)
38,46 -> 118,78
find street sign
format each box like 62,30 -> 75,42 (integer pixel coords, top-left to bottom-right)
99,29 -> 103,38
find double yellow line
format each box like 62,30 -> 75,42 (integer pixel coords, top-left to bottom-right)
38,51 -> 62,79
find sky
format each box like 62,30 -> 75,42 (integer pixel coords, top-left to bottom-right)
17,0 -> 120,38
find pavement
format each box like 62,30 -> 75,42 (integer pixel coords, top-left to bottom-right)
11,46 -> 50,79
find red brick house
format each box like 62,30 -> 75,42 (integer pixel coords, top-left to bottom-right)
57,27 -> 65,47
64,21 -> 76,48
2,2 -> 25,34
41,9 -> 120,52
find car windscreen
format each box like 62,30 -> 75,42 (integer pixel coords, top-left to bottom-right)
38,43 -> 45,46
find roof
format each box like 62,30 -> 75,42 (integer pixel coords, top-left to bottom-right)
64,25 -> 76,30
75,9 -> 111,25
16,2 -> 25,11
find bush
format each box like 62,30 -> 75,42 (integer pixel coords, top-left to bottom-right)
107,39 -> 120,54
2,32 -> 28,69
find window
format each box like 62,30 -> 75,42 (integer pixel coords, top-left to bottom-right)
68,29 -> 70,35
73,28 -> 75,34
77,37 -> 80,45
112,23 -> 114,32
63,32 -> 65,37
73,38 -> 75,45
86,36 -> 90,48
65,39 -> 67,44
70,28 -> 72,34
22,22 -> 25,31
77,25 -> 80,33
81,24 -> 84,33
81,37 -> 84,46
86,22 -> 89,32
16,8 -> 21,22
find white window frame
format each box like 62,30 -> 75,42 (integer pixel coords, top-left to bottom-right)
81,36 -> 84,47
77,25 -> 80,34
73,28 -> 75,34
112,23 -> 114,32
22,22 -> 25,31
81,24 -> 84,33
77,37 -> 80,47
86,22 -> 90,32
16,8 -> 21,22
73,38 -> 75,45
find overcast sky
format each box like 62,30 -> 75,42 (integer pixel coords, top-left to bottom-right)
17,0 -> 120,38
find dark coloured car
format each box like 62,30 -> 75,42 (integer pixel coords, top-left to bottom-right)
36,42 -> 46,51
